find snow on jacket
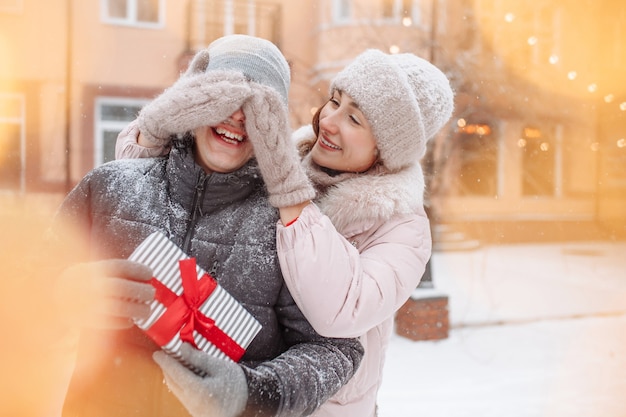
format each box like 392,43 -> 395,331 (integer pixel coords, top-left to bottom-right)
277,125 -> 432,417
52,145 -> 363,417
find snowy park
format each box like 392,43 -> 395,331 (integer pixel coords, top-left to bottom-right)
378,240 -> 626,417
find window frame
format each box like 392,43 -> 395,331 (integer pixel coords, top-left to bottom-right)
520,124 -> 562,198
94,97 -> 149,167
451,121 -> 500,197
381,0 -> 421,25
332,0 -> 352,24
100,0 -> 165,29
0,92 -> 26,192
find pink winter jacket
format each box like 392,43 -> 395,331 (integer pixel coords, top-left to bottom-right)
277,126 -> 432,417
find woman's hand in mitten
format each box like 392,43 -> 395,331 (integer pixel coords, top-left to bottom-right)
53,259 -> 155,329
242,83 -> 316,208
115,120 -> 170,160
138,71 -> 253,146
154,344 -> 248,417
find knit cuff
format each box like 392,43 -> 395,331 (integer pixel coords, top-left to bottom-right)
268,186 -> 316,209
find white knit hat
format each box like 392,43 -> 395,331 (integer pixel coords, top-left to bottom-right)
185,34 -> 291,104
331,49 -> 454,171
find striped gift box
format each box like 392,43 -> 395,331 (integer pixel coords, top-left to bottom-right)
129,231 -> 262,362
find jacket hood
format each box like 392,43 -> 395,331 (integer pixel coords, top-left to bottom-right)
293,125 -> 425,235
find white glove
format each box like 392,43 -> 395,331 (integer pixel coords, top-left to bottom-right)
154,343 -> 248,417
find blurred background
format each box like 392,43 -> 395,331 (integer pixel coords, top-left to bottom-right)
1,1 -> 625,416
1,0 -> 625,242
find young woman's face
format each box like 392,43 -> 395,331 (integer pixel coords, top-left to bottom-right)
311,90 -> 378,173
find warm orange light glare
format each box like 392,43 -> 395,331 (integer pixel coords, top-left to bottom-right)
477,2 -> 626,99
523,127 -> 542,139
0,198 -> 109,417
458,123 -> 492,136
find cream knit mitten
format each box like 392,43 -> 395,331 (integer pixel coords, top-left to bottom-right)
243,83 -> 316,207
137,71 -> 253,146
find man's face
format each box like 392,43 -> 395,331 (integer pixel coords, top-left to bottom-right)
193,108 -> 254,173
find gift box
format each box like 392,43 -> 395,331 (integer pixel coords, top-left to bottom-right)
129,231 -> 262,362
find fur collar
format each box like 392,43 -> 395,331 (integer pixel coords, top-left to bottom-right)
293,125 -> 425,236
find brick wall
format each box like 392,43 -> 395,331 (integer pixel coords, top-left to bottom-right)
395,295 -> 449,341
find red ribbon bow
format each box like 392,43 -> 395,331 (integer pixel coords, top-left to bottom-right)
145,258 -> 245,362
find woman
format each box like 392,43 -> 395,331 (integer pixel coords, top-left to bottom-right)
118,48 -> 454,417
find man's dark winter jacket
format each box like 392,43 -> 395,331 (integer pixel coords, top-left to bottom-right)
54,147 -> 363,417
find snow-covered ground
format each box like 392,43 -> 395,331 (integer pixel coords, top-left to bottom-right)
378,241 -> 626,417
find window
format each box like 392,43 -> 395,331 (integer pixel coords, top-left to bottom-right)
332,0 -> 351,23
382,0 -> 418,24
94,98 -> 148,166
0,93 -> 25,191
453,122 -> 498,196
0,0 -> 22,13
101,0 -> 163,27
520,127 -> 555,197
195,0 -> 281,46
382,0 -> 394,18
402,0 -> 419,23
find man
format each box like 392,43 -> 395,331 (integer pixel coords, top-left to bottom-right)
51,35 -> 363,417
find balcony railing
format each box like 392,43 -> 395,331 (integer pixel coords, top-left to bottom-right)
187,0 -> 282,51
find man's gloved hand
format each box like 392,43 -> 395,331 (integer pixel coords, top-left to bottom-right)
137,71 -> 253,146
53,259 -> 155,329
154,343 -> 248,417
115,120 -> 170,160
243,83 -> 316,208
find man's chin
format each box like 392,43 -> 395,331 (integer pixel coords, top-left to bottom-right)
197,153 -> 252,173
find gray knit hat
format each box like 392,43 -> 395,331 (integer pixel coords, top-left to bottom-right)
184,34 -> 290,104
331,49 -> 454,171
136,35 -> 291,146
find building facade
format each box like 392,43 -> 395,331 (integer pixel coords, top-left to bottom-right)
1,0 -> 624,240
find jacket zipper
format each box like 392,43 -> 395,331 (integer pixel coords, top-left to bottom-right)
182,171 -> 209,253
